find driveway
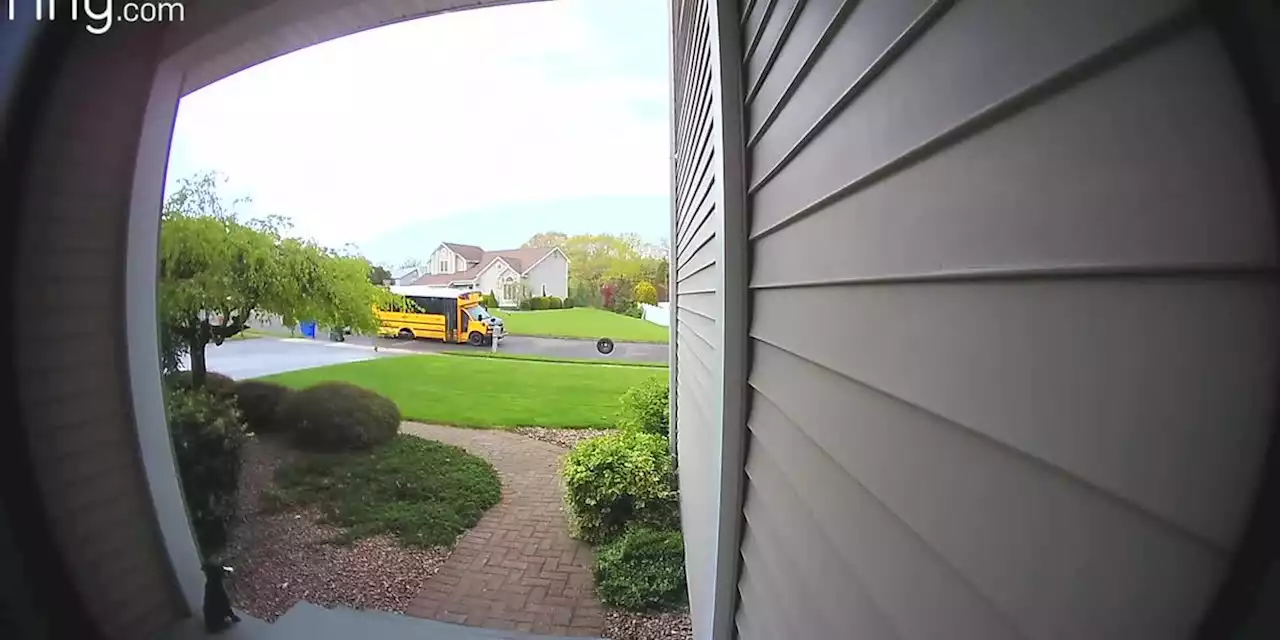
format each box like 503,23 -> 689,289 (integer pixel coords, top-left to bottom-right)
347,335 -> 669,363
197,338 -> 400,379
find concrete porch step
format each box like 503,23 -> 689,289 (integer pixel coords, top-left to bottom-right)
271,601 -> 599,640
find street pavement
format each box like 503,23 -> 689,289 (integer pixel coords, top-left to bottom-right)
347,334 -> 669,363
197,338 -> 401,379
199,333 -> 668,380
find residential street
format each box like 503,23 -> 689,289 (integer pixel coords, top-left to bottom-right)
350,334 -> 670,363
197,338 -> 400,379
199,334 -> 668,379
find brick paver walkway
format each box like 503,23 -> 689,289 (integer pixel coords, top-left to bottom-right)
401,423 -> 604,637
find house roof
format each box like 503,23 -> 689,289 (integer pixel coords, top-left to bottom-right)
410,245 -> 559,286
390,265 -> 420,279
442,242 -> 485,263
389,285 -> 478,298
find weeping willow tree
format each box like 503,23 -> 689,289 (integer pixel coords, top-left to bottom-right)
159,172 -> 403,387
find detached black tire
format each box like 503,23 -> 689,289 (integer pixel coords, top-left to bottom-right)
597,337 -> 615,355
468,331 -> 485,347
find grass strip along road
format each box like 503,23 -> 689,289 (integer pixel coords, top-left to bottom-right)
261,354 -> 662,429
493,307 -> 668,343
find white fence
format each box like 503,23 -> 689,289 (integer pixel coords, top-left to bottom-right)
641,302 -> 670,327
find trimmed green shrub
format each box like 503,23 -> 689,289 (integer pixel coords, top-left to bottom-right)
595,527 -> 688,611
563,298 -> 575,309
482,292 -> 499,308
277,382 -> 401,451
548,296 -> 564,310
563,431 -> 678,543
519,298 -> 532,311
166,370 -> 237,398
619,375 -> 669,437
530,296 -> 547,311
620,303 -> 644,319
166,387 -> 247,558
233,380 -> 294,434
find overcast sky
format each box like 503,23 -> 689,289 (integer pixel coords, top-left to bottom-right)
165,0 -> 670,266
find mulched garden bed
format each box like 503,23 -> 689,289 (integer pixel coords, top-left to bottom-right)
221,436 -> 449,620
513,426 -> 612,449
605,610 -> 694,640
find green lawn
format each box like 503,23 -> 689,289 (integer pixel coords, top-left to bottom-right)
267,435 -> 501,547
493,307 -> 668,344
260,355 -> 662,428
438,350 -> 668,369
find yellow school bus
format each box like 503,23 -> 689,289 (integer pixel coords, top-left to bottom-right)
376,286 -> 506,346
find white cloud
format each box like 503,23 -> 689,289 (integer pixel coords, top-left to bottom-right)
166,0 -> 670,250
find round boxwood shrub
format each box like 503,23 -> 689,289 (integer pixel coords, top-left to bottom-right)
562,431 -> 679,543
618,375 -> 669,437
277,382 -> 401,451
166,387 -> 247,558
595,526 -> 688,611
166,370 -> 237,398
233,380 -> 295,434
548,296 -> 564,310
519,298 -> 532,311
563,298 -> 575,309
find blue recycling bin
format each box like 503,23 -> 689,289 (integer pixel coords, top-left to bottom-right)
300,320 -> 317,339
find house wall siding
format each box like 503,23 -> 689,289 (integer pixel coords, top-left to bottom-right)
731,1 -> 1278,639
525,250 -> 569,298
671,0 -> 750,637
477,262 -> 518,304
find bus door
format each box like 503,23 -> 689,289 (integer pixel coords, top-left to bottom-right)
443,298 -> 458,343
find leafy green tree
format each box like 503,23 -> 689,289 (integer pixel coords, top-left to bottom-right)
369,265 -> 392,285
522,231 -> 569,249
523,232 -> 669,308
159,172 -> 403,388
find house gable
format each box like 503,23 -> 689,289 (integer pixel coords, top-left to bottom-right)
519,246 -> 569,275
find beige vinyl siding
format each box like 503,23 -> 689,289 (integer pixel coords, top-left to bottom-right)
735,0 -> 1278,639
672,0 -> 741,635
524,250 -> 569,299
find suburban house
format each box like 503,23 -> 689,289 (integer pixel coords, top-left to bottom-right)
387,265 -> 426,286
411,242 -> 569,307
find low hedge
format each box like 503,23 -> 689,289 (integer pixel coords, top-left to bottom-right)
233,380 -> 295,434
562,431 -> 679,543
166,387 -> 246,558
166,370 -> 237,398
276,382 -> 401,451
618,375 -> 669,437
595,526 -> 688,611
524,296 -> 565,311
